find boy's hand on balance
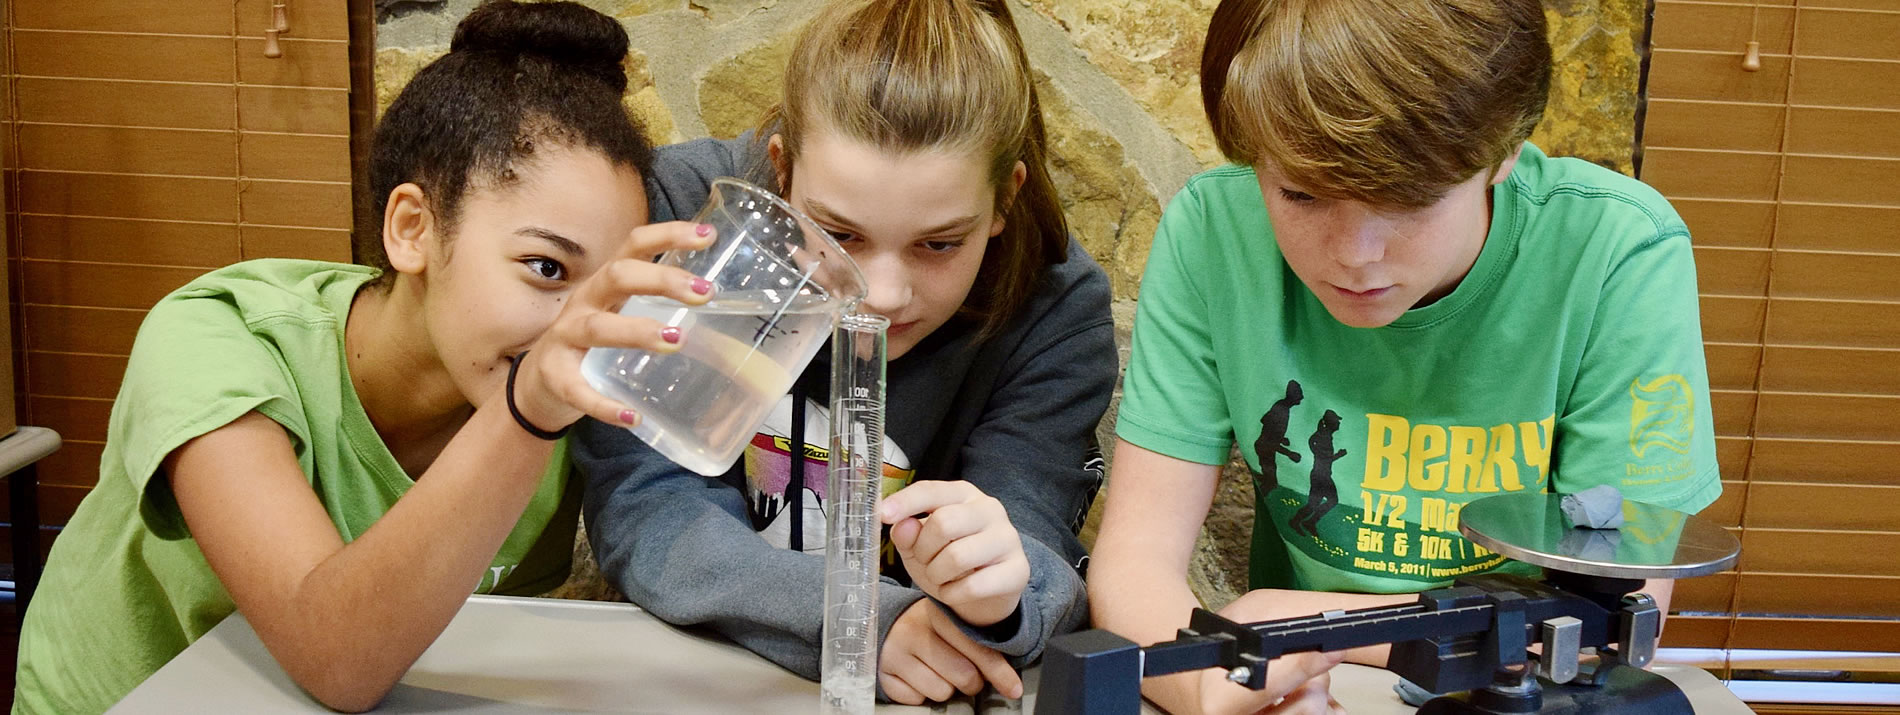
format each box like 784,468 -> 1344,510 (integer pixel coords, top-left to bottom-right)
881,481 -> 1030,628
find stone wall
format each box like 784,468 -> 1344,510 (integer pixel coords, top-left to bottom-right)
377,0 -> 1647,608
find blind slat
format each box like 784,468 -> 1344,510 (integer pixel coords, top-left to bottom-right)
10,31 -> 233,84
239,225 -> 353,264
24,352 -> 128,401
27,396 -> 112,443
20,261 -> 207,312
1743,483 -> 1900,531
14,77 -> 237,130
1791,58 -> 1900,111
19,214 -> 242,267
1762,346 -> 1900,395
17,124 -> 238,177
18,170 -> 238,223
1741,530 -> 1900,576
12,0 -> 235,35
1750,438 -> 1900,486
1737,574 -> 1900,619
21,304 -> 146,354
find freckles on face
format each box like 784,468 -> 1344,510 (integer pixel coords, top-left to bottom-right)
1256,165 -> 1493,329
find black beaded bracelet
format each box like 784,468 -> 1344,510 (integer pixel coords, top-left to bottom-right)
506,351 -> 569,440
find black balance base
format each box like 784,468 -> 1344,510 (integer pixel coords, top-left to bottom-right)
1418,665 -> 1692,715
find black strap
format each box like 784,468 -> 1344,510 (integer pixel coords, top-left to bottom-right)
506,351 -> 570,440
788,379 -> 807,552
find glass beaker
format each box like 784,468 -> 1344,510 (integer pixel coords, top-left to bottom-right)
581,178 -> 868,476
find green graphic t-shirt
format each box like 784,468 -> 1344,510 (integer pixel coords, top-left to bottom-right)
1117,144 -> 1722,594
14,260 -> 579,715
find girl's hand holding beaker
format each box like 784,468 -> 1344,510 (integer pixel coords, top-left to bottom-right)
510,221 -> 715,435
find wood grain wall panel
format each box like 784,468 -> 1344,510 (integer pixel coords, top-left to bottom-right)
14,77 -> 235,130
26,352 -> 128,400
237,87 -> 350,135
240,132 -> 351,182
27,396 -> 111,443
1790,57 -> 1900,111
1678,199 -> 1775,249
1742,529 -> 1900,577
241,226 -> 353,263
1641,148 -> 1781,201
1643,100 -> 1785,153
17,171 -> 238,223
1749,438 -> 1900,486
10,32 -> 234,84
1787,106 -> 1900,160
21,261 -> 206,311
1765,298 -> 1900,349
17,215 -> 241,267
1695,247 -> 1771,296
239,180 -> 351,229
11,0 -> 235,35
1775,203 -> 1900,253
1745,482 -> 1900,530
1761,347 -> 1900,395
16,124 -> 236,177
1647,49 -> 1791,104
21,306 -> 146,355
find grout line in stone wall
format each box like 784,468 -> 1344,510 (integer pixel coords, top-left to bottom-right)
1010,2 -> 1206,204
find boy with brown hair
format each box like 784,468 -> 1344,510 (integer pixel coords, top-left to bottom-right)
1089,0 -> 1721,712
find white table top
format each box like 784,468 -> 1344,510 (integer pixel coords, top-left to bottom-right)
112,595 -> 1752,713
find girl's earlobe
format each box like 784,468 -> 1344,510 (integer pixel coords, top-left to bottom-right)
383,183 -> 434,275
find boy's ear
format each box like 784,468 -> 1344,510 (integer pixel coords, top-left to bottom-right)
1489,143 -> 1528,186
767,133 -> 792,195
382,183 -> 434,276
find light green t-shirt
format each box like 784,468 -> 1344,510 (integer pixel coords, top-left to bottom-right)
14,259 -> 579,715
1117,144 -> 1722,594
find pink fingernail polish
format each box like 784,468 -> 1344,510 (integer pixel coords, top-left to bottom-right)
619,409 -> 638,425
695,223 -> 713,237
661,327 -> 682,344
690,277 -> 713,295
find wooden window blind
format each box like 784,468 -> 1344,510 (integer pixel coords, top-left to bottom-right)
1642,0 -> 1900,656
1,0 -> 362,540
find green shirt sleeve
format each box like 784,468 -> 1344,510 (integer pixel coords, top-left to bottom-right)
1116,181 -> 1237,465
112,290 -> 310,540
1551,229 -> 1723,514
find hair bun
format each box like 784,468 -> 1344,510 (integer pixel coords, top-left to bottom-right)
451,0 -> 630,93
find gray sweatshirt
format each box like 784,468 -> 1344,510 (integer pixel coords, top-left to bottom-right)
572,135 -> 1116,685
